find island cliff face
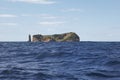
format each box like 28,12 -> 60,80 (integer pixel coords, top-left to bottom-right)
32,32 -> 80,42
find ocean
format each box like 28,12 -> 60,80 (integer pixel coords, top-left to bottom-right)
0,42 -> 120,80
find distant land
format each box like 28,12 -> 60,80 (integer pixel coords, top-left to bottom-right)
29,32 -> 80,42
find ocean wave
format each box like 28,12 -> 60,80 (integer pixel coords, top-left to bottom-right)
0,42 -> 120,80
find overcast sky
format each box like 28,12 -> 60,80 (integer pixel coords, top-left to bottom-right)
0,0 -> 120,41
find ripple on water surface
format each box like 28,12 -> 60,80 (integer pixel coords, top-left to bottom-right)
0,42 -> 120,80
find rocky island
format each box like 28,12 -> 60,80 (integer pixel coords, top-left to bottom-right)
30,32 -> 80,42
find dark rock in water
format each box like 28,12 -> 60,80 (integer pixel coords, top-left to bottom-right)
28,34 -> 31,42
32,32 -> 80,42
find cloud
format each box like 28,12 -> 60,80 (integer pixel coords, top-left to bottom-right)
62,8 -> 82,12
40,14 -> 57,19
38,21 -> 65,26
0,14 -> 17,18
9,0 -> 56,4
21,14 -> 58,19
42,16 -> 57,19
0,23 -> 17,26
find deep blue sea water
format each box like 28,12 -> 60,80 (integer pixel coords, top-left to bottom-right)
0,42 -> 120,80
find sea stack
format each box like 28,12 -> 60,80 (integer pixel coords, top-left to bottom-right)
28,34 -> 31,42
32,32 -> 80,42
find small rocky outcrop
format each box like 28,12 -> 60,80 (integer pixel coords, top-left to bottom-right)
32,32 -> 80,42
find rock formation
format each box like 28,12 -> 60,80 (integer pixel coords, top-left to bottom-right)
32,32 -> 80,42
28,34 -> 31,42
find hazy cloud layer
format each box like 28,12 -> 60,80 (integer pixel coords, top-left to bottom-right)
9,0 -> 56,4
62,8 -> 82,12
0,23 -> 17,26
21,14 -> 58,19
0,14 -> 17,18
38,21 -> 65,26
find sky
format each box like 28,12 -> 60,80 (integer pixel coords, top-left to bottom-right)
0,0 -> 120,41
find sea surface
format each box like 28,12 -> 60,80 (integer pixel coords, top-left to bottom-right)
0,42 -> 120,80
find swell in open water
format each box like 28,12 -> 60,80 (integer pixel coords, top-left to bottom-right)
0,42 -> 120,80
